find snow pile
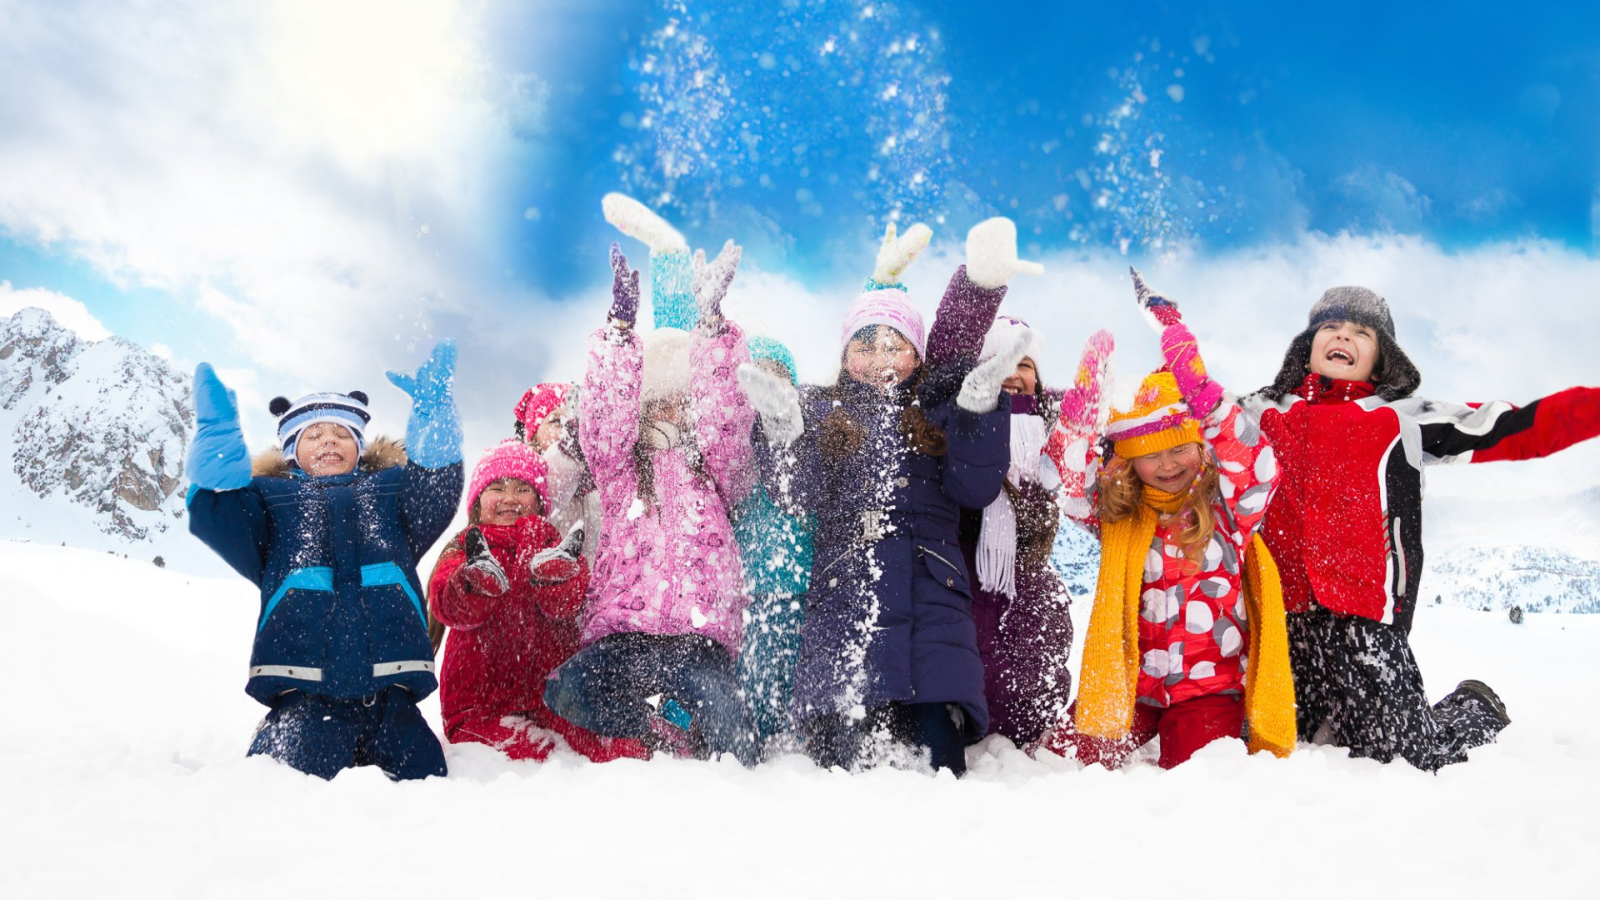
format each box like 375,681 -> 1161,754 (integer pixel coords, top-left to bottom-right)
3,541 -> 1594,897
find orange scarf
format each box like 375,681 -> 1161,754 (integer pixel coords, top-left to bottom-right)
1075,486 -> 1295,757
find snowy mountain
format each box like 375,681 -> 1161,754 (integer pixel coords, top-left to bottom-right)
0,306 -> 204,566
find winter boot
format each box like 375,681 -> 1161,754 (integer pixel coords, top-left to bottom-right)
1449,679 -> 1511,727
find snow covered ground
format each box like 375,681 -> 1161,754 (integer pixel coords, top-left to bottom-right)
3,540 -> 1595,898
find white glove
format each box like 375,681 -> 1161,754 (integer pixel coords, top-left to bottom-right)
957,324 -> 1032,413
737,363 -> 804,445
965,217 -> 1044,289
602,192 -> 688,252
871,221 -> 933,286
529,522 -> 585,584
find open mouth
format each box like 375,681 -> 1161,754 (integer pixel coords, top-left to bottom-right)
1325,347 -> 1356,365
314,452 -> 345,467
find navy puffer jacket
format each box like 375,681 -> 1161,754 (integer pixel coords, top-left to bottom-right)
188,438 -> 462,705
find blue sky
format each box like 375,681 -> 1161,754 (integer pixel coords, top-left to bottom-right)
1,0 -> 1597,496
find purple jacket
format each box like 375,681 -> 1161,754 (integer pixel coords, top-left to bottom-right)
578,323 -> 757,656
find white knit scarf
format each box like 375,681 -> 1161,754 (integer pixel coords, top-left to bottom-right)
977,412 -> 1047,599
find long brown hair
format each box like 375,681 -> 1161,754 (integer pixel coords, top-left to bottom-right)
819,366 -> 946,460
1095,451 -> 1221,566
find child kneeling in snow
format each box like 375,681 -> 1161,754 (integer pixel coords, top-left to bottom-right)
541,241 -> 760,765
429,439 -> 648,763
186,344 -> 463,781
1236,285 -> 1600,770
1035,273 -> 1296,768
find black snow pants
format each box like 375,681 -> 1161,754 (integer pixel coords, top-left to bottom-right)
1289,603 -> 1508,772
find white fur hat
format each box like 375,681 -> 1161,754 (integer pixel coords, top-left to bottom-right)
640,327 -> 694,403
979,315 -> 1044,366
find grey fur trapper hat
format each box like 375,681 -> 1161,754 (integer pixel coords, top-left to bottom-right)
1262,286 -> 1421,401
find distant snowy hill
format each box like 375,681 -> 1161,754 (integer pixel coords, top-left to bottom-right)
0,306 -> 216,570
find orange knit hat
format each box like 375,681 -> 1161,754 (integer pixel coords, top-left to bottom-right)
1104,371 -> 1202,459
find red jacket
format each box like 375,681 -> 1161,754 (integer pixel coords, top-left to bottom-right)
1244,375 -> 1600,629
430,517 -> 589,738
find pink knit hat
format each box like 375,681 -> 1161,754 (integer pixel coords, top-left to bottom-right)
514,382 -> 570,436
468,439 -> 551,514
840,288 -> 926,360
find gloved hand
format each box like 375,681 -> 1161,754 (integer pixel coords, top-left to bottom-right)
529,522 -> 585,584
965,217 -> 1044,289
1129,267 -> 1221,418
692,239 -> 741,327
1057,329 -> 1116,432
737,363 -> 804,445
187,363 -> 252,491
602,192 -> 688,253
459,527 -> 511,597
957,323 -> 1033,413
607,242 -> 642,328
385,340 -> 462,469
867,221 -> 933,290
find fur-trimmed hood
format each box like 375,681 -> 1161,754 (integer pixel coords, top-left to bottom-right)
251,436 -> 407,478
1260,286 -> 1421,402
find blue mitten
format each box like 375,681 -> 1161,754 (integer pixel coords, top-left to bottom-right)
385,340 -> 462,469
187,363 -> 252,491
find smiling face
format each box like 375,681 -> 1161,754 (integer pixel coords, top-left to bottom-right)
476,477 -> 542,526
1130,442 -> 1204,495
1308,320 -> 1380,383
1001,355 -> 1038,396
294,423 -> 359,476
844,325 -> 920,391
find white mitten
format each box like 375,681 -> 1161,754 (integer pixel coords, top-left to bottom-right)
737,363 -> 804,445
965,217 -> 1044,289
602,192 -> 688,252
870,221 -> 933,286
957,324 -> 1032,413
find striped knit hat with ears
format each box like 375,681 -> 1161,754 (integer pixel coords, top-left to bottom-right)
271,391 -> 370,460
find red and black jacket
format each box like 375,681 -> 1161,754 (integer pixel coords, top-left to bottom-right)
1242,374 -> 1600,631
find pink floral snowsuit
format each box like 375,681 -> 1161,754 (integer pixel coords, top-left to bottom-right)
577,323 -> 757,655
1048,397 -> 1279,708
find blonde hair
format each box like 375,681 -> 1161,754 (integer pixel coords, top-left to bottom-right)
1095,450 -> 1220,567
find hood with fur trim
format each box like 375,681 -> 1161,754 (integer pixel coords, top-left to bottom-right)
251,436 -> 407,479
1260,287 -> 1421,402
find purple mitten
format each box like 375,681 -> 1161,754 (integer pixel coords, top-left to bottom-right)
608,242 -> 641,326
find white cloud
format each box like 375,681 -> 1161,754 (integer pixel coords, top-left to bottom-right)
0,0 -> 527,414
0,281 -> 112,341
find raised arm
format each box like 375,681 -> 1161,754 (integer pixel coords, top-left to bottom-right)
688,240 -> 757,509
923,218 -> 1043,372
1406,387 -> 1600,465
185,363 -> 269,583
579,246 -> 646,519
385,341 -> 467,561
1044,330 -> 1115,535
1128,268 -> 1275,534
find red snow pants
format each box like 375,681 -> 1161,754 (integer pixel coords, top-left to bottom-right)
1042,694 -> 1245,769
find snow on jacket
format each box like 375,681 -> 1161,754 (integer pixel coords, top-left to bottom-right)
429,516 -> 588,738
543,440 -> 603,563
960,470 -> 1074,745
578,322 -> 757,656
188,438 -> 462,705
781,267 -> 1011,739
1241,374 -> 1600,629
1052,398 -> 1278,707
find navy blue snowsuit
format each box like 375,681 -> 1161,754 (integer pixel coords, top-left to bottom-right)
188,443 -> 462,779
